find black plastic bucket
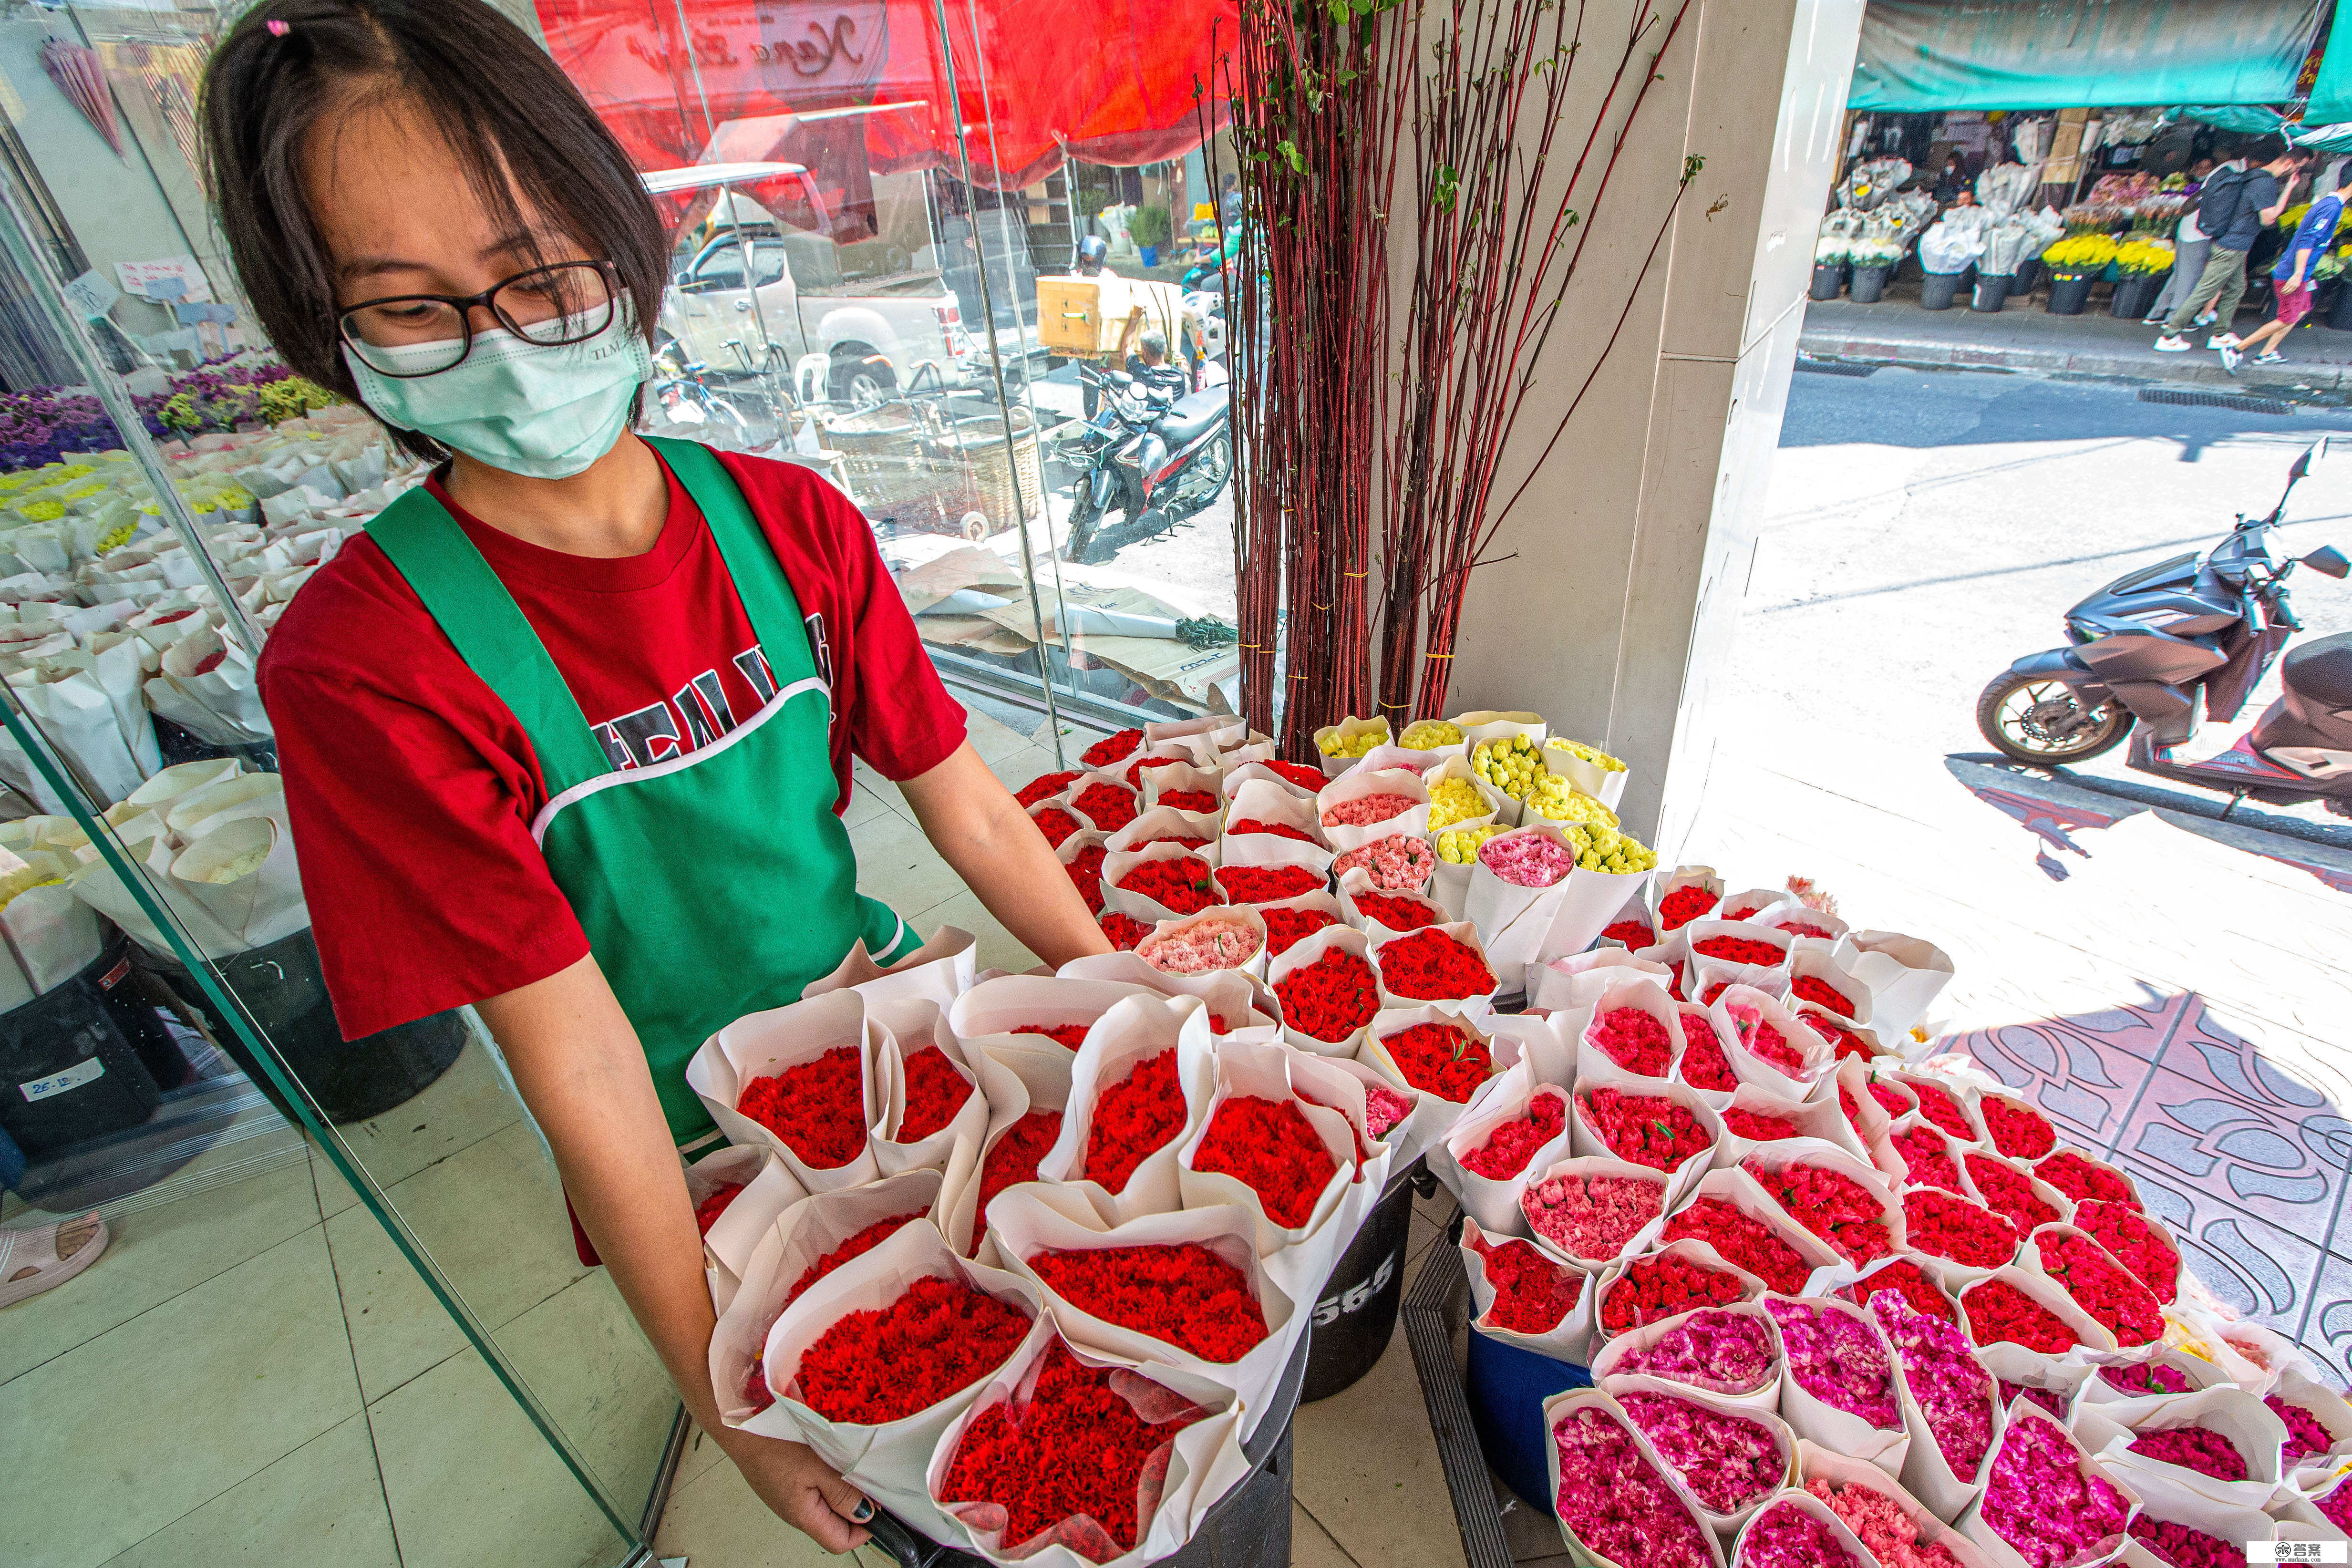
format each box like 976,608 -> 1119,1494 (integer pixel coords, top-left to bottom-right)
1301,1157 -> 1420,1402
2109,274 -> 2162,320
1971,273 -> 2012,312
863,1319 -> 1309,1568
1465,1326 -> 1593,1515
0,938 -> 165,1158
1919,270 -> 1966,309
2046,273 -> 2094,315
1848,265 -> 1888,303
133,930 -> 467,1126
1808,263 -> 1844,301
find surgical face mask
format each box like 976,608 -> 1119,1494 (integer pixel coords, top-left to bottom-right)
343,294 -> 653,480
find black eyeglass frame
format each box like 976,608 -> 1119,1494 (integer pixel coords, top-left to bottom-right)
335,259 -> 621,378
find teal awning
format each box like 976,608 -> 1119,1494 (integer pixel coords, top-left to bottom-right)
1851,0 -> 2328,113
2303,4 -> 2352,123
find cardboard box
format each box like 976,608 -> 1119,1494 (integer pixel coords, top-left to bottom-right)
1035,274 -> 1186,357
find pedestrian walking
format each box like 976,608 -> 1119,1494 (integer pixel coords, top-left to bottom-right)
2156,140 -> 2307,352
2225,156 -> 2346,370
2143,156 -> 2218,325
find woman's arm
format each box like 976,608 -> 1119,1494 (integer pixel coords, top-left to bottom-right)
476,957 -> 873,1552
897,740 -> 1114,968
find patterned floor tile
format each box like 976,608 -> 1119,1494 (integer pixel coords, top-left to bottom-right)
2300,1256 -> 2352,1385
2128,1171 -> 2325,1338
2119,1067 -> 2346,1235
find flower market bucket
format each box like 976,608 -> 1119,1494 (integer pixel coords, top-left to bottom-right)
1466,1321 -> 1594,1513
1300,1154 -> 1422,1402
1848,264 -> 1888,304
2108,274 -> 2162,320
1810,262 -> 1844,300
2330,279 -> 2352,330
862,1319 -> 1311,1568
1920,269 -> 1967,309
2046,272 -> 2095,314
0,931 -> 170,1158
1970,273 -> 2011,313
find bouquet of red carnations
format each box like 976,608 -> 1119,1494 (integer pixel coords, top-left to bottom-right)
928,1329 -> 1248,1568
1462,1215 -> 1596,1362
1035,995 -> 1217,1225
1441,1067 -> 1576,1235
872,1002 -> 990,1175
688,987 -> 884,1193
1176,1039 -> 1371,1265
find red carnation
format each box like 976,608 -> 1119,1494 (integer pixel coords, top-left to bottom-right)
1890,1125 -> 1966,1193
1016,771 -> 1080,809
1590,1006 -> 1674,1077
738,1046 -> 866,1168
1806,1014 -> 1878,1061
1272,948 -> 1380,1042
1156,788 -> 1218,815
1601,1251 -> 1749,1334
1980,1096 -> 2058,1160
1122,753 -> 1190,789
1099,912 -> 1151,951
1790,974 -> 1856,1018
1191,1095 -> 1339,1228
898,1047 -> 975,1141
1066,845 -> 1108,915
1965,1154 -> 2062,1234
2073,1199 -> 2179,1305
1115,855 -> 1217,916
2038,1151 -> 2139,1211
1082,1053 -> 1187,1194
1264,759 -> 1330,792
1214,863 -> 1326,904
1260,904 -> 1339,957
970,1110 -> 1063,1251
1081,728 -> 1143,768
1663,1196 -> 1813,1292
1693,935 -> 1786,966
694,1182 -> 744,1236
1903,1188 -> 2019,1269
1031,1243 -> 1269,1362
1032,807 -> 1081,848
787,1212 -> 927,1304
938,1341 -> 1202,1554
1657,885 -> 1719,931
1351,891 -> 1444,933
1840,1258 -> 1959,1325
1461,1092 -> 1567,1180
1722,1106 -> 1802,1143
794,1275 -> 1030,1424
1905,1079 -> 1975,1143
2040,1231 -> 2164,1346
1960,1279 -> 2078,1354
1013,1022 -> 1092,1051
1071,781 -> 1139,833
1229,817 -> 1314,842
1578,1086 -> 1711,1171
1471,1232 -> 1586,1335
1375,927 -> 1496,1001
1677,1011 -> 1738,1092
1749,1159 -> 1894,1265
1380,1021 -> 1491,1103
1602,919 -> 1656,949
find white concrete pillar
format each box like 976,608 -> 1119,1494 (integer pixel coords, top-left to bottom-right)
1434,0 -> 1866,860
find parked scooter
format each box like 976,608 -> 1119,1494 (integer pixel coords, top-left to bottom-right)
649,337 -> 756,445
1975,441 -> 2352,816
1058,362 -> 1232,565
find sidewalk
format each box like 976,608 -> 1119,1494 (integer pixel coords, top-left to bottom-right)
1800,274 -> 2352,396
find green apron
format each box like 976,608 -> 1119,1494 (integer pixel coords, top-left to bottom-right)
366,436 -> 921,1144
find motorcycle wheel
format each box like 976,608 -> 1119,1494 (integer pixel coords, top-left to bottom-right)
1064,492 -> 1106,564
1975,671 -> 2135,764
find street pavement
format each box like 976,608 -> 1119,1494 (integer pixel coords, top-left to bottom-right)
1685,364 -> 2352,1376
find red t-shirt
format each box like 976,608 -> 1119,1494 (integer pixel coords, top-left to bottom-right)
258,450 -> 967,1040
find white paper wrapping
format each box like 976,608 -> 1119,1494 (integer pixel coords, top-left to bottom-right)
1462,1215 -> 1597,1365
1034,994 -> 1217,1226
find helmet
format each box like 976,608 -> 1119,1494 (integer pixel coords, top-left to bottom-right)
1074,235 -> 1109,276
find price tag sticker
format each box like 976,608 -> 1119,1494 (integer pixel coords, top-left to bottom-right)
2249,1545 -> 2350,1563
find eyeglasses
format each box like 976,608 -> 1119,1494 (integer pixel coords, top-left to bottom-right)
337,259 -> 618,377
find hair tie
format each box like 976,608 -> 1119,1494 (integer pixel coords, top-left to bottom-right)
266,18 -> 290,34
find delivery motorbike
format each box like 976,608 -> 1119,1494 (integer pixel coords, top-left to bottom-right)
1974,441 -> 2352,816
1058,362 -> 1232,566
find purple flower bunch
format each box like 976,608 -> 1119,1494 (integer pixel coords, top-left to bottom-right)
1872,1295 -> 1995,1480
1618,1389 -> 1785,1514
1764,1298 -> 1899,1429
2266,1394 -> 2336,1462
2127,1516 -> 2240,1568
2126,1425 -> 2248,1482
1981,1412 -> 2130,1568
0,387 -> 164,471
1738,1498 -> 1861,1567
1550,1405 -> 1714,1568
1614,1308 -> 1777,1396
1999,1379 -> 2069,1420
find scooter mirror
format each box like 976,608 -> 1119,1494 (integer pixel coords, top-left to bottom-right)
2291,450 -> 2313,483
2302,545 -> 2351,578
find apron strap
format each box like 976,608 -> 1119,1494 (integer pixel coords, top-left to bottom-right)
640,437 -> 807,658
365,485 -> 613,797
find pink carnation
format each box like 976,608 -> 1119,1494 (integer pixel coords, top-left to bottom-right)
1871,1295 -> 1995,1481
1138,917 -> 1262,975
1617,1390 -> 1785,1515
1804,1480 -> 1963,1568
1320,793 -> 1419,827
1332,833 -> 1436,890
1478,833 -> 1577,888
1981,1413 -> 2130,1568
1522,1171 -> 1664,1261
2270,1394 -> 2337,1463
1589,1006 -> 1675,1077
1764,1298 -> 1899,1429
1550,1405 -> 1714,1568
1740,1499 -> 1862,1567
1613,1308 -> 1777,1396
1361,1082 -> 1412,1140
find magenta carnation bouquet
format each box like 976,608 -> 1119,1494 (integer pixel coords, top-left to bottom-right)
1547,1398 -> 1720,1568
1615,1384 -> 1790,1521
1872,1294 -> 1999,1516
1735,1494 -> 1869,1567
1602,1306 -> 1779,1398
1764,1297 -> 1901,1430
1969,1410 -> 2132,1568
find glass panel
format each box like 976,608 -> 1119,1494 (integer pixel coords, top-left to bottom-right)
0,10 -> 653,1564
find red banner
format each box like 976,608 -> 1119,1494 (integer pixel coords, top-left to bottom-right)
535,0 -> 1236,192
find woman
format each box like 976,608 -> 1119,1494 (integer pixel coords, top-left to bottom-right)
200,0 -> 1108,1550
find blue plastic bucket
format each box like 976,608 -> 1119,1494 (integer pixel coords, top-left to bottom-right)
1464,1326 -> 1592,1515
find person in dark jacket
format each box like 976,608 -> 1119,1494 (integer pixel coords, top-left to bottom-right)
2157,141 -> 2308,351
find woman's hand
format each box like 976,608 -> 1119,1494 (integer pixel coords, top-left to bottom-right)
723,1433 -> 873,1552
899,740 -> 1112,968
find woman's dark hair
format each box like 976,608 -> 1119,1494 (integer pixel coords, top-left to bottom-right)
200,0 -> 666,462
